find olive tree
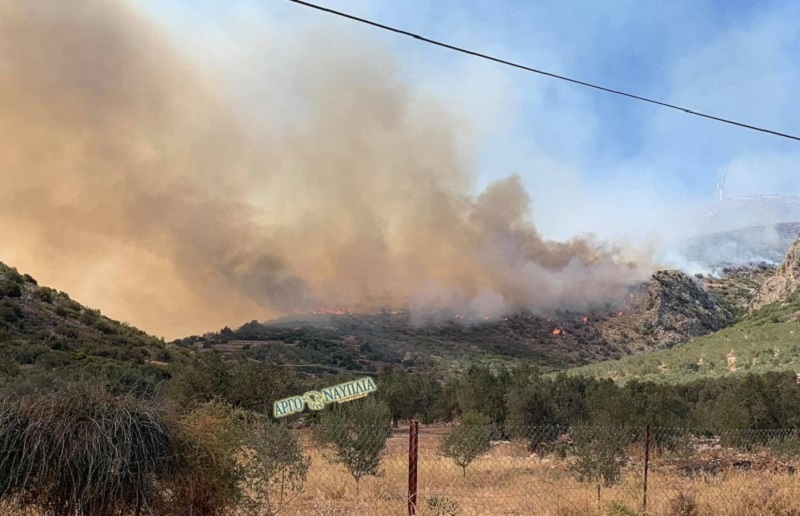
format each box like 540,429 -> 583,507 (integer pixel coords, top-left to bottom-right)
316,398 -> 392,493
439,412 -> 494,476
240,416 -> 310,516
569,426 -> 629,501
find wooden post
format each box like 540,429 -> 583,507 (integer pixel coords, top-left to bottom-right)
408,420 -> 419,515
643,424 -> 651,513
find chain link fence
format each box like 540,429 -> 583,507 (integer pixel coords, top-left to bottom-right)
284,424 -> 800,515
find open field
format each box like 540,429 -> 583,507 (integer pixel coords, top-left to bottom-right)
286,425 -> 800,516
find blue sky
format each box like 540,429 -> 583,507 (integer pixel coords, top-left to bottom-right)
135,0 -> 800,241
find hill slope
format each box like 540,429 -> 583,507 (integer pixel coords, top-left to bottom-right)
569,235 -> 800,384
174,270 -> 737,373
0,262 -> 169,385
567,302 -> 800,384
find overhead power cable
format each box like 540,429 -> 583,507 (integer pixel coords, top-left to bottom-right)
286,0 -> 800,143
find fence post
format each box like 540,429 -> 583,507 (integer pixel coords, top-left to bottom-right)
408,420 -> 419,516
643,424 -> 651,513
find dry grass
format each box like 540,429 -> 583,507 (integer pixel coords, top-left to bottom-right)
4,424 -> 799,515
283,426 -> 800,516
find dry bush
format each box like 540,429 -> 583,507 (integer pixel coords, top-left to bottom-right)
160,401 -> 244,516
0,384 -> 177,515
160,401 -> 310,516
668,491 -> 699,516
0,389 -> 309,516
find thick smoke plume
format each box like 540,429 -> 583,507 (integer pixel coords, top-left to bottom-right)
0,0 -> 652,338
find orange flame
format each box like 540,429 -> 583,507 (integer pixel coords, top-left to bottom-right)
581,316 -> 589,323
552,328 -> 563,336
309,308 -> 348,315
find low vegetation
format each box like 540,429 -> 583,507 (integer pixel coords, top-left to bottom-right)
0,385 -> 313,516
569,297 -> 800,384
0,263 -> 170,396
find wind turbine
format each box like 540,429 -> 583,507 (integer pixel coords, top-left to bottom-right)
716,165 -> 728,203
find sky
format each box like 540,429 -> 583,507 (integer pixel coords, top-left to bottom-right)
136,0 -> 800,241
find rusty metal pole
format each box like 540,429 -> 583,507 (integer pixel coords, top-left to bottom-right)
643,424 -> 651,513
408,420 -> 419,515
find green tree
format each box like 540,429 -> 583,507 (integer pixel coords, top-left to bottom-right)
378,369 -> 444,426
317,398 -> 392,493
439,412 -> 494,476
456,365 -> 509,428
240,416 -> 310,516
569,426 -> 629,500
376,368 -> 415,427
504,366 -> 569,453
169,352 -> 297,414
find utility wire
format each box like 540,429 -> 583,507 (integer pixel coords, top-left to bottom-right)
286,0 -> 800,143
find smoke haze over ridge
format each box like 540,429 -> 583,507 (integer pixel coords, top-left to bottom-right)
0,0 -> 654,338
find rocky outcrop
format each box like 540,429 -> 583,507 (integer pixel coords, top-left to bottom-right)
700,263 -> 776,312
599,270 -> 735,351
749,233 -> 800,312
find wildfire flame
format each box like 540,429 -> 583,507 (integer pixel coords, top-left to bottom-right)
618,311 -> 624,317
304,307 -> 349,315
552,328 -> 563,336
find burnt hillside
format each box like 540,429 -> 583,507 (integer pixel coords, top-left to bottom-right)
175,270 -> 742,374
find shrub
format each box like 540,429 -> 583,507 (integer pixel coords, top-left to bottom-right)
668,491 -> 699,516
0,385 -> 178,515
166,401 -> 310,516
605,501 -> 640,516
10,344 -> 49,364
34,351 -> 71,369
0,353 -> 19,377
0,280 -> 21,298
0,300 -> 21,324
427,494 -> 460,515
0,386 -> 310,516
166,401 -> 246,515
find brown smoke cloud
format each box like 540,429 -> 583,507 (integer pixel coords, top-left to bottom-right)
0,0 -> 653,338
